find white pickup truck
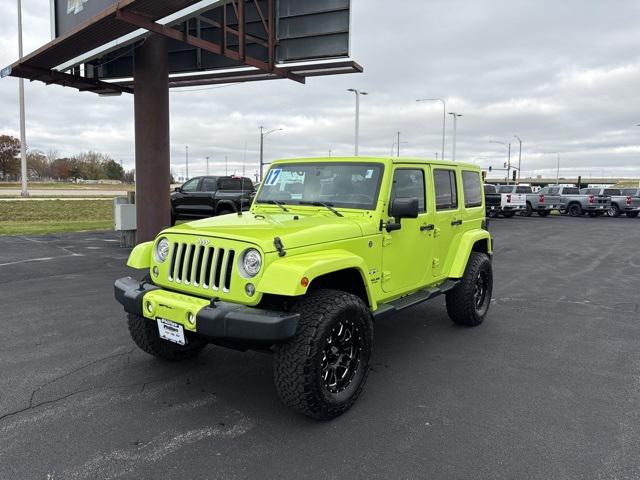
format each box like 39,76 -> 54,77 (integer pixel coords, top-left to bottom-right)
484,185 -> 527,217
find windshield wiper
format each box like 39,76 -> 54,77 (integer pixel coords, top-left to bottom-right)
257,200 -> 289,212
299,201 -> 343,217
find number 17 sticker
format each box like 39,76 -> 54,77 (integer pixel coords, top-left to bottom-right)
264,169 -> 282,186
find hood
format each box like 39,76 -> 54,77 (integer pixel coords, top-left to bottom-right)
166,212 -> 366,253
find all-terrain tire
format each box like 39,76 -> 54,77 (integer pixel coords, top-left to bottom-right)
446,252 -> 493,327
626,211 -> 639,218
127,313 -> 207,361
273,289 -> 373,420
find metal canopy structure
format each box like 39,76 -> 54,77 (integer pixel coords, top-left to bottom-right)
2,0 -> 360,95
2,0 -> 361,243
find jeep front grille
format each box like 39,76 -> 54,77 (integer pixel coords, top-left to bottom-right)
168,242 -> 236,292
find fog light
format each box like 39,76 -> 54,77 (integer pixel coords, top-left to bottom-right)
245,283 -> 256,297
152,266 -> 159,277
186,312 -> 195,325
145,301 -> 153,314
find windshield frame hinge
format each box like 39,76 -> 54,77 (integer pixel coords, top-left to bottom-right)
274,236 -> 286,257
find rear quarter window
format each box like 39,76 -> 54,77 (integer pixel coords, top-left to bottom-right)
462,171 -> 482,207
604,189 -> 621,196
562,188 -> 579,194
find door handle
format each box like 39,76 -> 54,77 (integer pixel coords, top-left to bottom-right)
420,224 -> 435,231
451,219 -> 463,226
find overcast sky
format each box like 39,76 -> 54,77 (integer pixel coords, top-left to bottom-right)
1,0 -> 639,180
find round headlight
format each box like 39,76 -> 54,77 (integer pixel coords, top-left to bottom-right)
155,237 -> 170,263
242,249 -> 262,277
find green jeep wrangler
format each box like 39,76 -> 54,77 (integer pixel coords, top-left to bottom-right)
115,157 -> 493,420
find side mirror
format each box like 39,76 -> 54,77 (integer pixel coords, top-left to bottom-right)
174,187 -> 181,192
390,197 -> 419,219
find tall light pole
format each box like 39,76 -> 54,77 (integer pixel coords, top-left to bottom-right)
206,156 -> 210,176
185,145 -> 189,180
259,126 -> 283,181
416,98 -> 446,161
556,153 -> 561,185
17,0 -> 28,197
514,135 -> 523,183
448,112 -> 462,161
347,89 -> 368,156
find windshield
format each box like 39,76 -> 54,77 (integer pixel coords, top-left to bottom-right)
256,162 -> 384,210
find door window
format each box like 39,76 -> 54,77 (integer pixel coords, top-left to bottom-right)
434,169 -> 458,210
390,169 -> 425,212
462,171 -> 482,207
201,177 -> 217,192
181,178 -> 200,192
218,178 -> 242,190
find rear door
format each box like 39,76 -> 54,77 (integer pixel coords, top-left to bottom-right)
431,168 -> 461,278
381,167 -> 434,293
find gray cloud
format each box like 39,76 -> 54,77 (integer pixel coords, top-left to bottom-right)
0,0 -> 639,180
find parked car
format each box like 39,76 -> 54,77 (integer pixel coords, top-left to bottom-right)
170,176 -> 255,225
499,185 -> 564,217
579,187 -> 640,218
483,184 -> 526,217
621,188 -> 640,218
116,157 -> 493,419
556,186 -> 611,217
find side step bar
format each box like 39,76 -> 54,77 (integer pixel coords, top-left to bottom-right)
372,279 -> 460,321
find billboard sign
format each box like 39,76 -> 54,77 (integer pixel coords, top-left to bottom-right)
52,0 -> 117,37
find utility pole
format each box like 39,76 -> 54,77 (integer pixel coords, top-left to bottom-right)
507,143 -> 511,184
514,135 -> 523,183
206,156 -> 209,176
448,112 -> 462,161
185,145 -> 189,180
347,89 -> 368,156
556,153 -> 560,185
17,0 -> 28,197
259,126 -> 282,180
396,131 -> 401,157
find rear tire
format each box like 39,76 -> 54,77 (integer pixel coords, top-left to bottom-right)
626,211 -> 639,218
568,203 -> 583,217
446,253 -> 493,327
273,289 -> 373,420
127,313 -> 206,361
607,204 -> 621,217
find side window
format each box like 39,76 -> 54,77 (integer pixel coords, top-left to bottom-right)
181,178 -> 199,192
434,169 -> 458,210
218,178 -> 242,190
201,178 -> 217,192
391,169 -> 425,212
462,171 -> 482,208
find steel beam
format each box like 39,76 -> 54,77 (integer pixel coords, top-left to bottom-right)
134,34 -> 171,243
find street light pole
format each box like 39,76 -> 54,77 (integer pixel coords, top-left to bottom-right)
17,0 -> 28,197
416,98 -> 446,161
185,145 -> 189,180
347,89 -> 368,156
259,126 -> 283,181
396,131 -> 400,157
514,135 -> 523,183
448,112 -> 462,161
556,153 -> 560,185
490,140 -> 511,184
206,156 -> 209,176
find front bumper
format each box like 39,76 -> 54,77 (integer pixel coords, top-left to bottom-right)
114,277 -> 299,345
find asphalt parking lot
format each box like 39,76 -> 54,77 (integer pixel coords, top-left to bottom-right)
1,216 -> 639,480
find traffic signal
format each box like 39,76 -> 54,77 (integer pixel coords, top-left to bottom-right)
482,171 -> 487,180
488,166 -> 492,172
512,170 -> 517,182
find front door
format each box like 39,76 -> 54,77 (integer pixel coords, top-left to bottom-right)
381,167 -> 434,294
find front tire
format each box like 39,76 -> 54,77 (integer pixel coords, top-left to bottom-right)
521,203 -> 533,217
568,203 -> 583,217
446,252 -> 493,327
626,211 -> 639,218
502,210 -> 516,218
607,204 -> 621,217
127,313 -> 206,361
273,289 -> 373,420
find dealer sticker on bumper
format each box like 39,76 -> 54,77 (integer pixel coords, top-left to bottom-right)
157,318 -> 186,345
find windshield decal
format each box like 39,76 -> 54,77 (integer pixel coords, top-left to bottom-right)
264,168 -> 282,186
